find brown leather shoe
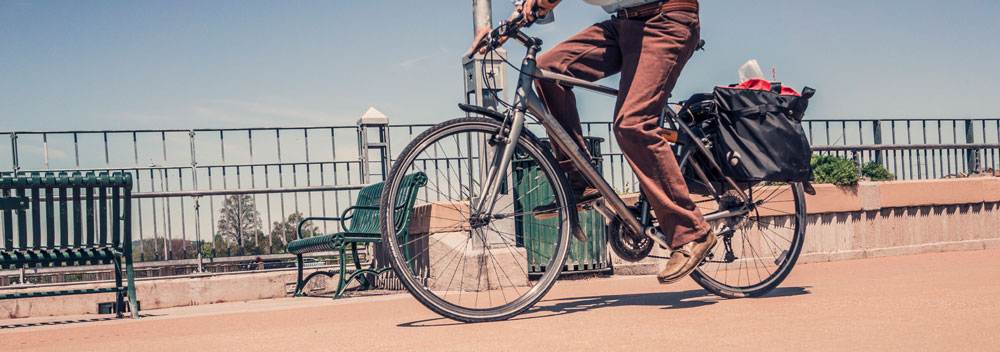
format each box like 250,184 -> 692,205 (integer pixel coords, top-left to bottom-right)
657,230 -> 717,284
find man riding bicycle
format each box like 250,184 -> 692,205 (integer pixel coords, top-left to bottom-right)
472,0 -> 716,284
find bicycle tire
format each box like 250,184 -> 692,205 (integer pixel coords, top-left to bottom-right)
685,174 -> 807,298
380,117 -> 573,322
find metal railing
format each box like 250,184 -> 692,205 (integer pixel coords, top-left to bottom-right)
2,117 -> 998,287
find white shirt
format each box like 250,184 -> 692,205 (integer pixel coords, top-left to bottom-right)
513,0 -> 661,20
583,0 -> 661,13
519,0 -> 661,24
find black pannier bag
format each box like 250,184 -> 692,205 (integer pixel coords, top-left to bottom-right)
709,80 -> 815,182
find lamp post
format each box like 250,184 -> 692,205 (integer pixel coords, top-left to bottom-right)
466,0 -> 514,247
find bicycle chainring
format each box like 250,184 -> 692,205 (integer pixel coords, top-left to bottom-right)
608,217 -> 654,262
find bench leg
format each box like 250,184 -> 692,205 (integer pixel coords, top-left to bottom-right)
341,267 -> 392,296
335,243 -> 387,298
294,254 -> 305,297
124,253 -> 140,318
113,257 -> 125,319
350,243 -> 372,289
335,246 -> 349,298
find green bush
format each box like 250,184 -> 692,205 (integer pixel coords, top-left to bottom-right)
861,161 -> 895,181
811,155 -> 860,186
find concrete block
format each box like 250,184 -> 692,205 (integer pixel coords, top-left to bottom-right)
424,231 -> 528,292
880,178 -> 988,208
859,181 -> 882,211
409,201 -> 471,236
804,184 -> 861,214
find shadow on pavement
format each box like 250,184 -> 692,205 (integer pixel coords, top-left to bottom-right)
398,286 -> 810,327
1,314 -> 159,329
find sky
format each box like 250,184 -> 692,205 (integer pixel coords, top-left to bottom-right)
2,0 -> 1000,132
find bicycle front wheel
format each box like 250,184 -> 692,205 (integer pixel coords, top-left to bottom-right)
380,117 -> 573,322
686,175 -> 807,298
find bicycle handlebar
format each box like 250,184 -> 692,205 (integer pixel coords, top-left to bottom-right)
464,11 -> 536,59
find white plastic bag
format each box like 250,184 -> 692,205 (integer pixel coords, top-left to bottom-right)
738,59 -> 765,83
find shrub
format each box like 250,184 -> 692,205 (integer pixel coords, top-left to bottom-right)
811,155 -> 860,186
861,161 -> 895,181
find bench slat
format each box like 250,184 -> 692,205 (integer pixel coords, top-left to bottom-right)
1,182 -> 11,250
111,184 -> 121,248
30,182 -> 41,250
59,178 -> 68,248
348,185 -> 383,234
86,180 -> 95,247
99,184 -> 108,246
45,178 -> 55,249
72,174 -> 83,247
16,186 -> 27,250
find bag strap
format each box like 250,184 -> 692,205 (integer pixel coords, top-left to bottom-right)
801,86 -> 816,99
724,104 -> 783,116
770,82 -> 783,94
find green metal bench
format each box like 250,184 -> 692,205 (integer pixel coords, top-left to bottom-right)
287,172 -> 426,298
0,172 -> 139,318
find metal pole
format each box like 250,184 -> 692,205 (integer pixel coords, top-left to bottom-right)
473,0 -> 492,33
189,130 -> 204,271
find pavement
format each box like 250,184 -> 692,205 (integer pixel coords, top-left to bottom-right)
2,248 -> 999,351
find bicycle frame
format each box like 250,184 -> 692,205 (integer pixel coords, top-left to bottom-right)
472,34 -> 751,249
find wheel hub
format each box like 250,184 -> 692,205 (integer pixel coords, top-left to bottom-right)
468,214 -> 492,229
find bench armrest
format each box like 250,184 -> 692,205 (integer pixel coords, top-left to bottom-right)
297,217 -> 346,241
296,205 -> 382,240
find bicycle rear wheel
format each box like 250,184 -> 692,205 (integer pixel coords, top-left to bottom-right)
381,117 -> 573,322
685,172 -> 807,298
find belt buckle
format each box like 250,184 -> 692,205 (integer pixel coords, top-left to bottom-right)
624,8 -> 640,19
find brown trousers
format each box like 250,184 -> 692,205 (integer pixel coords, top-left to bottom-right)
535,9 -> 710,248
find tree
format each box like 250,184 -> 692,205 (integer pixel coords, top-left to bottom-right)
269,212 -> 321,253
216,194 -> 263,256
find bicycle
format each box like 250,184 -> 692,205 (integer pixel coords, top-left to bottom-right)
379,12 -> 806,323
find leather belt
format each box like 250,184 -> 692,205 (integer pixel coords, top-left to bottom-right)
616,0 -> 699,21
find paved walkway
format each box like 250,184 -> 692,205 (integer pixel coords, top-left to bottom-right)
3,249 -> 999,351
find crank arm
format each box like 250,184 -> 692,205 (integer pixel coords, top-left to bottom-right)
703,205 -> 752,222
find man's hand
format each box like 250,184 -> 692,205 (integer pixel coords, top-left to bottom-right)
469,0 -> 561,55
471,26 -> 494,55
520,0 -> 549,22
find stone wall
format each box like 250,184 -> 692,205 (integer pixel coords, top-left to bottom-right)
2,178 -> 998,318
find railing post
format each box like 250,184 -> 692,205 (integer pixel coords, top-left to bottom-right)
854,150 -> 864,179
357,108 -> 390,274
357,107 -> 390,184
10,132 -> 19,172
873,120 -> 883,164
965,119 -> 980,174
